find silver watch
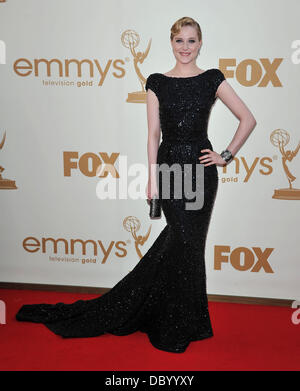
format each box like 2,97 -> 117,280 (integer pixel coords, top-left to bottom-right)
220,149 -> 233,163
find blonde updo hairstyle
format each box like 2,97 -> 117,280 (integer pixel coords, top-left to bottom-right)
170,16 -> 202,42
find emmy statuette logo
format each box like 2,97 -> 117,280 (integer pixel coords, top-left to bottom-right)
270,129 -> 300,200
123,216 -> 151,259
0,131 -> 17,189
121,30 -> 151,103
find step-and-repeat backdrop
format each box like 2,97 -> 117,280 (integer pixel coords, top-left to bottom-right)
0,0 -> 299,300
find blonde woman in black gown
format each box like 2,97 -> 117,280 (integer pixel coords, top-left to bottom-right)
16,17 -> 256,353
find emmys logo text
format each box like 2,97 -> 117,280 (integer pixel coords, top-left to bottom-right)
0,40 -> 5,64
22,216 -> 153,264
13,57 -> 126,87
219,58 -> 283,87
0,300 -> 6,325
214,245 -> 274,273
23,236 -> 128,265
291,301 -> 300,325
12,29 -> 151,96
221,155 -> 273,183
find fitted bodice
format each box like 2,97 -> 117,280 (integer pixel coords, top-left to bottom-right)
145,69 -> 226,143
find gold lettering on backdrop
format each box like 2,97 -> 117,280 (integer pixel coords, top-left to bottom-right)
219,58 -> 283,87
22,236 -> 128,264
214,245 -> 274,273
22,220 -> 152,264
121,30 -> 151,103
270,129 -> 300,200
221,156 -> 274,183
13,57 -> 126,87
14,55 -> 285,91
63,151 -> 120,177
0,131 -> 17,189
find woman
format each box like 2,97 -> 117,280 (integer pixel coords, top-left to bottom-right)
16,17 -> 256,353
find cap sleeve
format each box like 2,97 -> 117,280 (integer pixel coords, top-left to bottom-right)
145,73 -> 160,99
213,68 -> 226,95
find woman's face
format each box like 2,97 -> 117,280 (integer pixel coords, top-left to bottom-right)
171,25 -> 202,64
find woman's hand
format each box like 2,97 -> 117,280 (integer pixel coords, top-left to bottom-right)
146,179 -> 158,203
198,149 -> 228,167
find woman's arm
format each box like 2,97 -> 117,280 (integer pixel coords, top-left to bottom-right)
216,81 -> 257,157
146,88 -> 161,199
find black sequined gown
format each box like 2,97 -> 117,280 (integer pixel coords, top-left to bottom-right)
16,68 -> 226,353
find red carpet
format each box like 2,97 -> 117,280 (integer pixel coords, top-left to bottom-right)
0,288 -> 299,371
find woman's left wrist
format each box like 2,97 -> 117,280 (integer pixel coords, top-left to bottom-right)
220,149 -> 233,163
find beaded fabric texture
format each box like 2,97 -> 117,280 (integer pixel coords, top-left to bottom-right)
16,68 -> 226,353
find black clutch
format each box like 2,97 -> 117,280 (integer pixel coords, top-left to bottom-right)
149,195 -> 162,218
